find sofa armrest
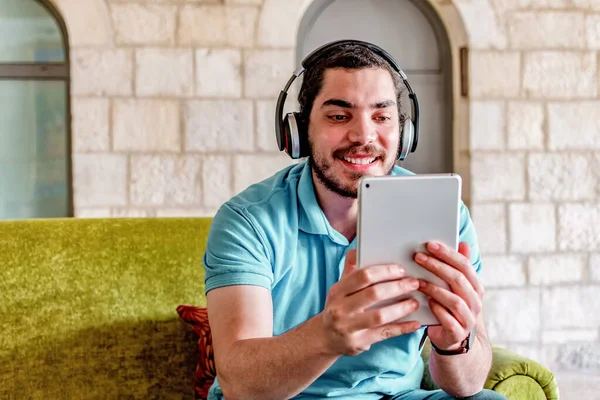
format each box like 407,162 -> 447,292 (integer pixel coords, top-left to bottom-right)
421,344 -> 559,400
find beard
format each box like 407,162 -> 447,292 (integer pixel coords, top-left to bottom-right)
308,137 -> 398,199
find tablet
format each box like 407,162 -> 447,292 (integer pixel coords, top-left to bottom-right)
356,173 -> 462,326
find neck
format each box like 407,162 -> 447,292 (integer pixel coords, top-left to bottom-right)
311,170 -> 358,242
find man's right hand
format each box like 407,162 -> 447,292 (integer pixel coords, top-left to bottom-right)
320,248 -> 422,356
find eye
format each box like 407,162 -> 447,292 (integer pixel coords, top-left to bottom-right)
327,115 -> 348,122
374,116 -> 391,122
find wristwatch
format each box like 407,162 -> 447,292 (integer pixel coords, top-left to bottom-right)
424,327 -> 475,356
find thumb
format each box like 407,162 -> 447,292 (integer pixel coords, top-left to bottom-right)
458,242 -> 471,261
341,248 -> 358,278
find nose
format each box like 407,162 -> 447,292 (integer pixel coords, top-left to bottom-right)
347,113 -> 377,145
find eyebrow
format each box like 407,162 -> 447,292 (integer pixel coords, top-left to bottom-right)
320,98 -> 396,109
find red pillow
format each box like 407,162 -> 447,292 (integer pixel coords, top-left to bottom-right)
177,305 -> 216,400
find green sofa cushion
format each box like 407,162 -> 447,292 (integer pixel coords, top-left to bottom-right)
0,218 -> 211,399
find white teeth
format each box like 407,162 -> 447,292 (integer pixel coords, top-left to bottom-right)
342,157 -> 376,165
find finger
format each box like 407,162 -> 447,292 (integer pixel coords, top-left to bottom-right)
425,241 -> 484,298
429,299 -> 468,346
458,242 -> 470,261
343,277 -> 419,313
341,248 -> 358,278
364,320 -> 422,343
418,280 -> 476,330
344,298 -> 420,331
337,263 -> 406,297
414,252 -> 482,316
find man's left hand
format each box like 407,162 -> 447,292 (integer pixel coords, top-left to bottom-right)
413,241 -> 484,351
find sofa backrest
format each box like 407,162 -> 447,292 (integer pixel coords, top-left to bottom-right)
0,217 -> 212,399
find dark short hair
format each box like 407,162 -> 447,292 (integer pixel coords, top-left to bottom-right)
297,43 -> 407,125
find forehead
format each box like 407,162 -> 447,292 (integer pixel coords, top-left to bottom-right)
317,67 -> 397,104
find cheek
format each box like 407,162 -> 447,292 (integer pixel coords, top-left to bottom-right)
381,130 -> 400,152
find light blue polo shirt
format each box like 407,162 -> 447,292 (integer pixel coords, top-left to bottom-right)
203,160 -> 482,399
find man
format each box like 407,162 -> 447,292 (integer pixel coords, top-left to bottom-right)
203,41 -> 506,400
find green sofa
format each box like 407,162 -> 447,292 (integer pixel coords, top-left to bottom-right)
0,218 -> 559,399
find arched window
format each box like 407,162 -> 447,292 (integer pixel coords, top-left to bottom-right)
0,0 -> 71,220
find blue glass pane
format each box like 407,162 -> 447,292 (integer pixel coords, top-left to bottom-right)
0,0 -> 65,63
0,80 -> 69,219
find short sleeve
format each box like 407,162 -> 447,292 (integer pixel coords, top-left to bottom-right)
458,202 -> 483,276
203,203 -> 273,294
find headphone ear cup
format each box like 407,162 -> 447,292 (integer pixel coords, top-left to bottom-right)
397,119 -> 415,161
282,112 -> 302,159
295,113 -> 310,158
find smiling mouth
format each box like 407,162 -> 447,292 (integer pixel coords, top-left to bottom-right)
340,156 -> 378,165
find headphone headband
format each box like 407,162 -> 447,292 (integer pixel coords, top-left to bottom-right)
275,39 -> 419,159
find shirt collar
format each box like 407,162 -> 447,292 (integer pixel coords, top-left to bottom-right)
297,161 -> 330,236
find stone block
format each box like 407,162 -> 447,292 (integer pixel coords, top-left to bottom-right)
509,203 -> 556,253
111,4 -> 176,45
185,100 -> 253,152
196,49 -> 242,98
136,49 -> 194,97
257,0 -> 312,48
543,286 -> 600,328
507,11 -> 585,49
76,208 -> 111,218
225,0 -> 262,3
553,372 -> 600,400
454,0 -> 507,49
543,329 -> 598,344
73,154 -> 127,207
483,288 -> 541,342
480,256 -> 526,288
469,101 -> 505,150
53,0 -> 113,47
113,100 -> 180,152
130,155 -> 202,206
202,155 -> 232,208
529,154 -> 597,201
528,254 -> 586,285
178,5 -> 259,48
523,52 -> 597,99
71,49 -> 132,96
572,0 -> 600,10
245,50 -> 294,98
470,203 -> 507,254
592,254 -> 600,282
489,0 -> 571,12
587,14 -> 600,49
507,101 -> 544,150
559,203 -> 600,251
256,100 -> 279,152
156,209 -> 215,217
110,208 -> 155,218
469,52 -> 520,98
471,153 -> 525,201
548,101 -> 600,149
72,98 -> 109,152
233,154 -> 296,194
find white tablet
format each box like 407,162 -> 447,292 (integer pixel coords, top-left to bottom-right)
356,173 -> 462,326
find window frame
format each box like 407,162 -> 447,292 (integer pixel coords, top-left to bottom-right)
0,0 -> 73,218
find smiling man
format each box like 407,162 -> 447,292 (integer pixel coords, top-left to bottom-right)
202,41 -> 506,400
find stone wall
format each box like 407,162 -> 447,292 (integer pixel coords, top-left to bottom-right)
453,0 -> 600,395
50,0 -> 600,395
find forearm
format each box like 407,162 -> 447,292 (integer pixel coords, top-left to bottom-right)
218,313 -> 338,400
429,332 -> 492,397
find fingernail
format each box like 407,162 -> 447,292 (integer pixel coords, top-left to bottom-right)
428,242 -> 440,251
419,280 -> 427,288
415,253 -> 427,262
411,279 -> 420,289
